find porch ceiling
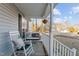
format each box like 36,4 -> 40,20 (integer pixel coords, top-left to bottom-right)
15,3 -> 55,18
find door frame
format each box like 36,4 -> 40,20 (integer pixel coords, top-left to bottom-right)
18,14 -> 22,37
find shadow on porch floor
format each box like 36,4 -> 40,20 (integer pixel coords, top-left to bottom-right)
16,41 -> 47,56
30,41 -> 46,56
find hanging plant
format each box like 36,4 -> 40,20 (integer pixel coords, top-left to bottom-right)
42,19 -> 48,24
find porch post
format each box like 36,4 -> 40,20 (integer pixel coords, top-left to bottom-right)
49,3 -> 54,56
36,18 -> 37,32
27,19 -> 29,32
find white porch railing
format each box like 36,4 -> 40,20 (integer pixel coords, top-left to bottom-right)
41,33 -> 76,56
52,38 -> 76,56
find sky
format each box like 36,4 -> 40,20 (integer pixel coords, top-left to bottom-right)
53,3 -> 79,26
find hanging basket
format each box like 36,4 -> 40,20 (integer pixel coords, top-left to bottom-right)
42,19 -> 48,24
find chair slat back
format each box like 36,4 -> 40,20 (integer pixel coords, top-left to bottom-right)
9,31 -> 20,41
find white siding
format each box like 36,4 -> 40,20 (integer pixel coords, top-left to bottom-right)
0,3 -> 22,33
0,4 -> 25,56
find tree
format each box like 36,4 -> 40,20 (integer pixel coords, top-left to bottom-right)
67,26 -> 78,33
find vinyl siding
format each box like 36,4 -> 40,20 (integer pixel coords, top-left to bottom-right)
0,3 -> 22,33
0,4 -> 24,55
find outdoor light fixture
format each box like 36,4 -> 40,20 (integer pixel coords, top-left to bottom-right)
42,19 -> 48,24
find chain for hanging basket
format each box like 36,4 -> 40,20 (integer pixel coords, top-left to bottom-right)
42,19 -> 48,24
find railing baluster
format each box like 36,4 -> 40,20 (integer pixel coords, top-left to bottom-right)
59,44 -> 62,56
57,42 -> 59,56
71,48 -> 76,56
61,46 -> 64,56
53,39 -> 54,56
61,45 -> 63,56
54,40 -> 56,56
55,41 -> 57,56
53,40 -> 54,56
67,49 -> 70,56
70,50 -> 72,56
64,48 -> 67,56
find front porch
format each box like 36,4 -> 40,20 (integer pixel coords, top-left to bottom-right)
0,3 -> 78,56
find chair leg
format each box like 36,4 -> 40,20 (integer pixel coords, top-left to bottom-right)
30,41 -> 35,54
11,42 -> 16,56
32,46 -> 35,54
23,46 -> 27,56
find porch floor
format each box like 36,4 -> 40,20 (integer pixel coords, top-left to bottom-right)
30,41 -> 46,56
16,41 -> 46,56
